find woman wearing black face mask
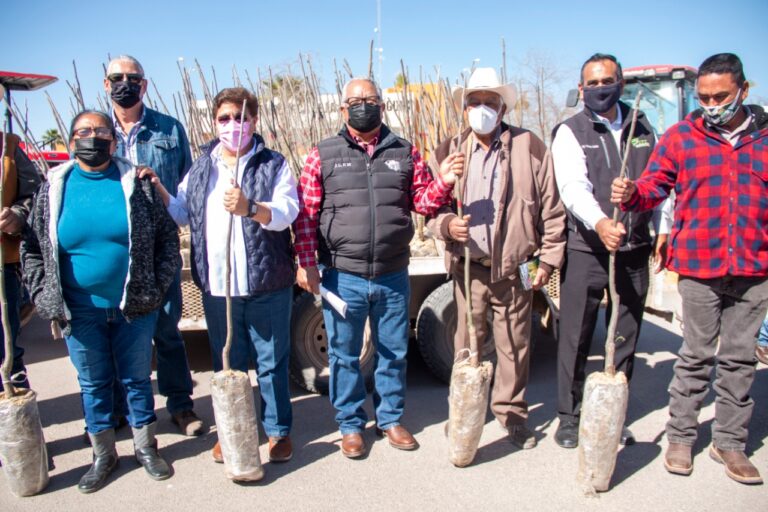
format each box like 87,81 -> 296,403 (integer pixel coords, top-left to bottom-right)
21,110 -> 181,493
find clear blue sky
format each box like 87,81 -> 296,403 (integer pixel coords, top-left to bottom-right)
6,0 -> 768,140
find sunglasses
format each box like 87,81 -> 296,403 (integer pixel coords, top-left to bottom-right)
216,113 -> 247,124
107,73 -> 144,84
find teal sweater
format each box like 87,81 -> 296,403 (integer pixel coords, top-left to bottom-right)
58,163 -> 129,308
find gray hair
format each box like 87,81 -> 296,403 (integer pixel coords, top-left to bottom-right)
341,77 -> 382,103
106,55 -> 145,76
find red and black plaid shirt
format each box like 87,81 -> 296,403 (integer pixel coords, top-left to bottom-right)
294,134 -> 452,268
623,109 -> 768,278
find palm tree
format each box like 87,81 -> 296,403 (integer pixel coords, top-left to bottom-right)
41,128 -> 63,150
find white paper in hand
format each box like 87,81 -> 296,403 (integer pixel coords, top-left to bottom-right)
320,285 -> 347,318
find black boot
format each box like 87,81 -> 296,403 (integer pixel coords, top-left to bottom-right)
133,422 -> 171,481
78,429 -> 119,494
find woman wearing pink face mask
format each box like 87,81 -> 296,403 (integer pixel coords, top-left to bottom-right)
143,87 -> 298,464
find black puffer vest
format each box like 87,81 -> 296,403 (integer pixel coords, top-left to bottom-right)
555,101 -> 655,253
186,136 -> 295,294
317,125 -> 414,277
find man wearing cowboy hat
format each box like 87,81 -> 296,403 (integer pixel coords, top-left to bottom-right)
428,67 -> 566,449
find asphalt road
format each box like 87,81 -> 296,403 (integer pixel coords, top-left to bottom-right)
1,309 -> 766,511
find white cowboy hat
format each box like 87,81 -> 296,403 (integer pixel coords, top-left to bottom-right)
452,67 -> 516,109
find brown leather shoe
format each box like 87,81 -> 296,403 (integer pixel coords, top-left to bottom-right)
340,433 -> 366,458
664,442 -> 693,476
268,436 -> 293,462
376,425 -> 418,450
757,344 -> 768,366
212,441 -> 223,464
709,446 -> 763,485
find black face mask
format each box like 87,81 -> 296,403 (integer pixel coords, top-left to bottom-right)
582,82 -> 622,114
347,103 -> 382,133
74,137 -> 112,167
110,80 -> 142,108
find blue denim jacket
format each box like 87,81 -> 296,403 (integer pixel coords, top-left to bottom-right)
114,106 -> 192,195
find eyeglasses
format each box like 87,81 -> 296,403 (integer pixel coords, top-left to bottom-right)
345,96 -> 381,107
107,73 -> 144,84
216,113 -> 246,124
73,127 -> 113,139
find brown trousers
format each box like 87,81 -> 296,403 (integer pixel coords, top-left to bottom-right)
453,261 -> 533,427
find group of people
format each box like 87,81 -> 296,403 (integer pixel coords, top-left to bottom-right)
1,49 -> 765,493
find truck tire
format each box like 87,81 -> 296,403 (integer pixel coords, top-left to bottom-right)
290,292 -> 375,395
416,281 -> 496,384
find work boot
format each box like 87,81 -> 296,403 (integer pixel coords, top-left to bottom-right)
664,442 -> 693,476
132,422 -> 171,481
709,446 -> 763,485
171,410 -> 205,436
83,415 -> 128,446
506,424 -> 537,450
554,419 -> 579,449
78,429 -> 119,494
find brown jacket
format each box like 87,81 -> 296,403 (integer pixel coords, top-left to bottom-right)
427,124 -> 566,283
1,133 -> 41,264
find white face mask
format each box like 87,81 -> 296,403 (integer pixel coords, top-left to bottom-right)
467,104 -> 499,135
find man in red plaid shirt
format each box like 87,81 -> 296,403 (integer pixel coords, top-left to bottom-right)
294,77 -> 464,458
612,53 -> 768,485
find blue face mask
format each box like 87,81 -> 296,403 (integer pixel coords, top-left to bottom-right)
700,88 -> 742,126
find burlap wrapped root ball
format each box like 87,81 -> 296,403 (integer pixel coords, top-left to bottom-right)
211,370 -> 264,482
447,359 -> 493,467
577,371 -> 628,495
0,389 -> 49,497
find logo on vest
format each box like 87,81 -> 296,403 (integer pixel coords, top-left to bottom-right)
630,137 -> 651,148
581,144 -> 600,149
384,160 -> 401,172
333,162 -> 352,169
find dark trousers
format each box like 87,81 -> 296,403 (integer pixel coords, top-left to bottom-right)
667,276 -> 768,451
0,264 -> 27,391
557,246 -> 650,421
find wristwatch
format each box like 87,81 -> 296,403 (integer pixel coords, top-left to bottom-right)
247,199 -> 259,218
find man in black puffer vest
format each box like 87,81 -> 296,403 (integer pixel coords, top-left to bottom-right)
295,77 -> 464,459
551,54 -> 672,449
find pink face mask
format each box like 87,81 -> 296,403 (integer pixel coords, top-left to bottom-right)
217,120 -> 252,153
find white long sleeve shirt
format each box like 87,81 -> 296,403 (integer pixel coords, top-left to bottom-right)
167,142 -> 299,296
552,109 -> 673,235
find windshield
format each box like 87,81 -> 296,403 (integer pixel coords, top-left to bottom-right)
621,80 -> 679,136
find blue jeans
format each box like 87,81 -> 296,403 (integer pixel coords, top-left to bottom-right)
0,264 -> 27,391
321,268 -> 410,434
202,286 -> 292,437
152,270 -> 194,413
65,304 -> 158,433
758,316 -> 768,348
